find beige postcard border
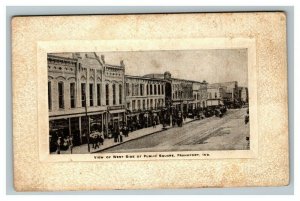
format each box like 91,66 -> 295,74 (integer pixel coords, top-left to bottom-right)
37,38 -> 258,162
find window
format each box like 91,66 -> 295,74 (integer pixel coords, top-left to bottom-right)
97,84 -> 101,106
154,85 -> 157,95
58,82 -> 64,109
126,83 -> 130,96
135,84 -> 139,96
132,84 -> 134,96
119,84 -> 122,104
140,84 -> 143,96
147,99 -> 149,109
150,85 -> 153,95
143,100 -> 145,109
158,85 -> 161,95
132,100 -> 136,110
146,84 -> 149,95
48,81 -> 52,110
162,85 -> 164,94
138,100 -> 141,110
89,84 -> 94,106
112,84 -> 116,105
127,102 -> 130,110
70,83 -> 75,108
150,99 -> 153,108
215,92 -> 217,98
154,99 -> 157,109
105,84 -> 109,105
81,83 -> 86,107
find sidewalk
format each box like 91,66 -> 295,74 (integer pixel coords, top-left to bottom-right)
59,118 -> 195,154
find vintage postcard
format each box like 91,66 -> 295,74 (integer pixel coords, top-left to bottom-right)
12,13 -> 288,191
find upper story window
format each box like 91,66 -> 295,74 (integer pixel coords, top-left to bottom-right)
112,84 -> 116,105
154,85 -> 157,95
162,85 -> 164,95
131,84 -> 134,96
97,84 -> 101,106
158,85 -> 161,95
140,84 -> 144,96
150,85 -> 153,95
146,84 -> 149,95
48,81 -> 52,110
119,84 -> 122,104
81,83 -> 86,107
132,100 -> 136,110
58,82 -> 64,109
70,83 -> 76,108
126,83 -> 130,96
106,84 -> 109,105
89,83 -> 94,106
137,100 -> 141,110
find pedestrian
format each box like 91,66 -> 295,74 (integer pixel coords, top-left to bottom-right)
56,137 -> 62,154
94,134 -> 100,149
153,119 -> 156,128
68,135 -> 73,154
99,132 -> 104,145
119,128 -> 123,143
114,127 -> 119,143
245,110 -> 249,124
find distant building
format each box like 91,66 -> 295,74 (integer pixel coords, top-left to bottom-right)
144,72 -> 208,112
207,81 -> 239,106
238,87 -> 249,103
192,81 -> 208,109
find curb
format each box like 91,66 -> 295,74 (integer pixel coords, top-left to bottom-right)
93,118 -> 198,153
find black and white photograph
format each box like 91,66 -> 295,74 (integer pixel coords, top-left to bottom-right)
48,49 -> 250,154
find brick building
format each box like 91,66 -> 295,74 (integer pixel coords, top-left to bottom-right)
125,75 -> 166,129
48,53 -> 125,146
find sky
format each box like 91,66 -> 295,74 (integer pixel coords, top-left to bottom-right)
54,49 -> 248,87
99,49 -> 248,87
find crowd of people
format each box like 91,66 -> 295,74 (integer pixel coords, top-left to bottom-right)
51,105 -> 233,154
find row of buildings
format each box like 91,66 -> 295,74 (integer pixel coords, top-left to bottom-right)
48,53 -> 248,146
